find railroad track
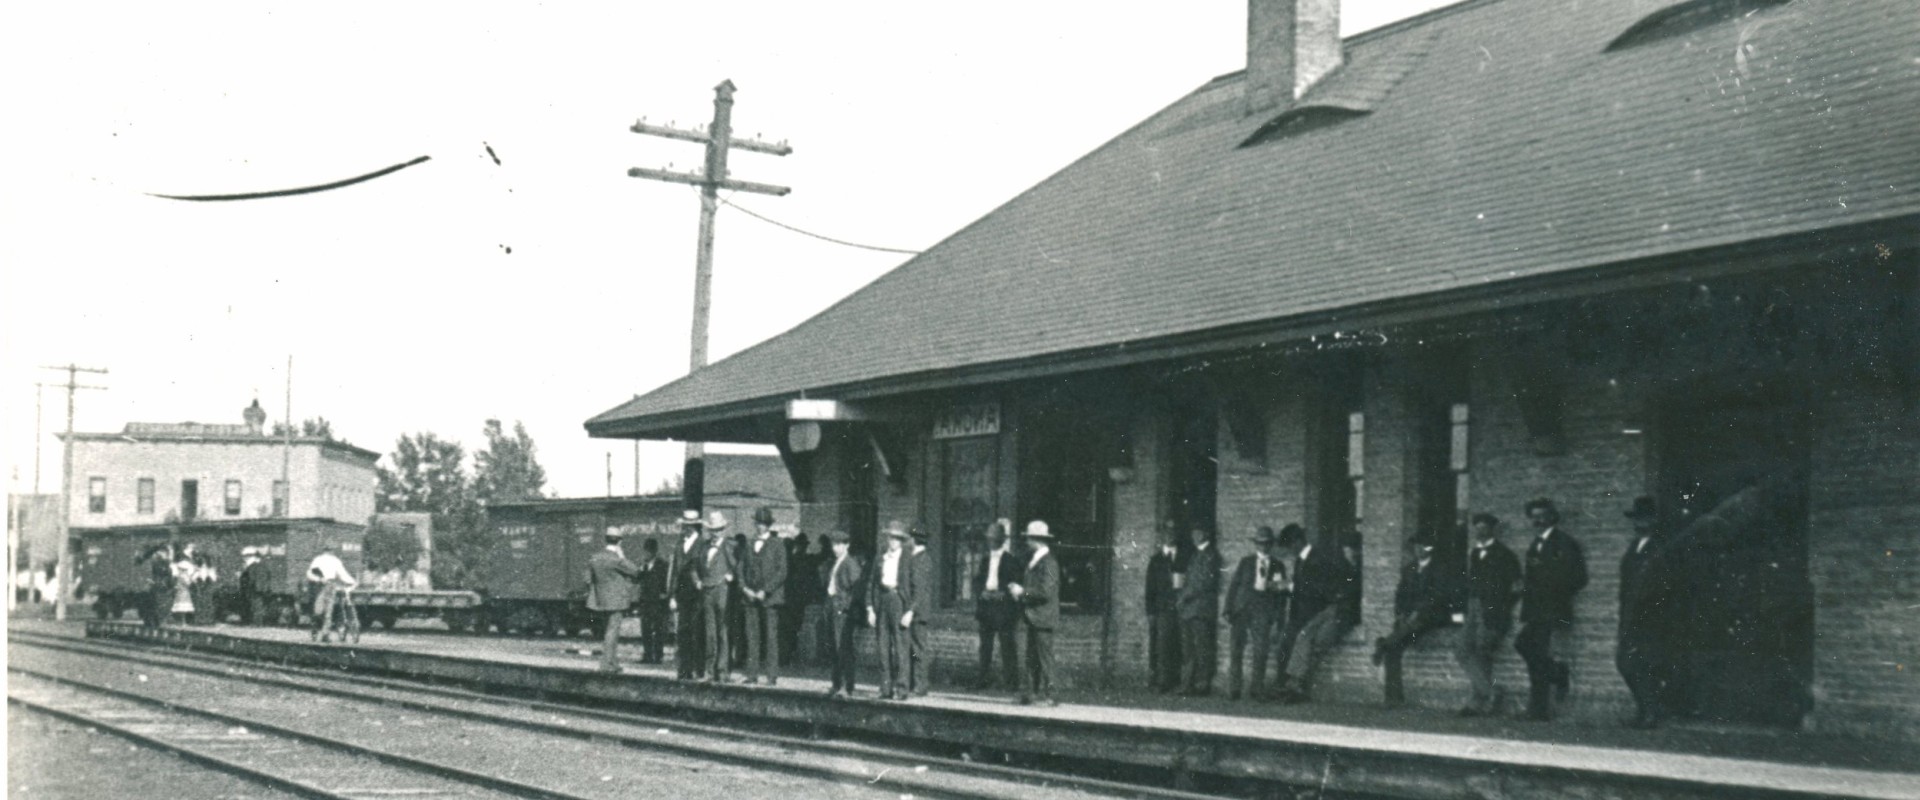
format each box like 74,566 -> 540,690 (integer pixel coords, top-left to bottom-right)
10,631 -> 1220,800
8,670 -> 584,800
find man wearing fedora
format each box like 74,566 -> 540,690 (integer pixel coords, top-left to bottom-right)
700,511 -> 738,683
1177,526 -> 1224,696
907,525 -> 937,696
1011,520 -> 1061,706
668,509 -> 708,680
741,506 -> 787,685
1277,527 -> 1362,704
1225,525 -> 1290,700
586,526 -> 640,673
1516,498 -> 1587,721
1618,496 -> 1676,728
822,530 -> 866,697
867,520 -> 919,700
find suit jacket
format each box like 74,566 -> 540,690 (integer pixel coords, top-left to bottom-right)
1465,541 -> 1521,629
1177,544 -> 1223,622
701,538 -> 736,596
1618,535 -> 1672,646
865,547 -> 917,620
637,556 -> 670,603
1291,545 -> 1356,624
1521,528 -> 1589,625
742,535 -> 788,606
973,546 -> 1023,622
1019,547 -> 1061,630
1145,548 -> 1182,616
667,534 -> 707,603
823,553 -> 866,616
1392,557 -> 1455,630
585,547 -> 640,612
1225,554 -> 1288,621
908,546 -> 935,618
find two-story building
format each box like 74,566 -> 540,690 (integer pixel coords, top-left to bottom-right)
588,0 -> 1919,740
62,401 -> 379,528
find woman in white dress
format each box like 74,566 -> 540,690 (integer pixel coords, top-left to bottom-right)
171,546 -> 197,623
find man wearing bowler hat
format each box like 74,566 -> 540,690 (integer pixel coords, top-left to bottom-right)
668,509 -> 708,679
740,506 -> 787,685
1225,525 -> 1289,700
700,511 -> 737,683
821,530 -> 866,697
866,521 -> 918,700
585,526 -> 640,673
906,525 -> 936,696
1618,496 -> 1676,728
1011,520 -> 1061,706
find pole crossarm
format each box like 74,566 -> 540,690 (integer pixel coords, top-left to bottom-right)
629,121 -> 793,156
626,167 -> 791,196
41,362 -> 108,621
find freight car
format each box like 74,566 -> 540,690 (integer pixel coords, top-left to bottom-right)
74,517 -> 365,623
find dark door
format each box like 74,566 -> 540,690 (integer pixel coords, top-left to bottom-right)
1658,395 -> 1812,727
180,480 -> 199,522
1166,400 -> 1218,540
1019,409 -> 1118,612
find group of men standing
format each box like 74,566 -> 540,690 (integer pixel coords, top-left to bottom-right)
1145,522 -> 1363,703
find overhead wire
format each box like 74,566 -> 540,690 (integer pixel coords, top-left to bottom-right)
716,193 -> 921,255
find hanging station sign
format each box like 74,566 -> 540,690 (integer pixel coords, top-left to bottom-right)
932,402 -> 1001,440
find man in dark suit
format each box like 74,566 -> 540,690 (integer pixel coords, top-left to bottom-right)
907,526 -> 936,696
585,527 -> 640,673
636,538 -> 670,664
1372,528 -> 1458,706
1177,526 -> 1223,696
1617,496 -> 1674,728
1457,513 -> 1521,716
1144,520 -> 1184,694
780,531 -> 816,667
700,512 -> 738,683
1011,520 -> 1061,706
973,519 -> 1022,691
866,520 -> 917,700
741,507 -> 787,685
822,531 -> 866,697
668,510 -> 708,680
1226,526 -> 1289,700
1278,527 -> 1361,703
1515,498 -> 1588,721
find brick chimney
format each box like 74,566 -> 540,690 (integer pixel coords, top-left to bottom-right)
1246,0 -> 1343,115
243,398 -> 267,436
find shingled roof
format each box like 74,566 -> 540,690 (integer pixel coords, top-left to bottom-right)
589,0 -> 1920,439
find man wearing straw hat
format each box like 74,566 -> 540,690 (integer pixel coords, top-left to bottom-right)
699,511 -> 738,683
585,526 -> 640,674
1011,520 -> 1061,706
668,509 -> 707,680
1225,525 -> 1289,701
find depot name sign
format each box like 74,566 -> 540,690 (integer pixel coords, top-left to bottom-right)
933,402 -> 1000,440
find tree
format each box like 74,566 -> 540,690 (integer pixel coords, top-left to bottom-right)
364,522 -> 425,574
377,432 -> 481,588
273,417 -> 347,446
473,419 -> 547,505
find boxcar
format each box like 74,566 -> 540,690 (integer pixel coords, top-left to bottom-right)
479,495 -> 702,636
75,518 -> 365,623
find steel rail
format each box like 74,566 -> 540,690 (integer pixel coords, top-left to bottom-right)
8,663 -> 595,800
6,694 -> 354,800
14,631 -> 1221,800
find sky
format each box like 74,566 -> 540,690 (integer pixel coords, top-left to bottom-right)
1,1 -> 1457,499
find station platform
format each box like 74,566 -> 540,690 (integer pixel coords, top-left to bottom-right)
55,620 -> 1920,800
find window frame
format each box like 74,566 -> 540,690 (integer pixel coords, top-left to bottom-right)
87,476 -> 107,514
224,479 -> 243,516
137,477 -> 156,515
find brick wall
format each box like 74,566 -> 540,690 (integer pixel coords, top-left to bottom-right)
1806,383 -> 1920,740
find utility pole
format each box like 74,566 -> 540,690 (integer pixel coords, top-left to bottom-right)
629,79 -> 791,513
43,363 -> 107,621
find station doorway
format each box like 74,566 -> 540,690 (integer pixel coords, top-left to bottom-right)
1657,391 -> 1813,727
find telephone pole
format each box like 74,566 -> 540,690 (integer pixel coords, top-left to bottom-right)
628,79 -> 791,511
43,363 -> 107,621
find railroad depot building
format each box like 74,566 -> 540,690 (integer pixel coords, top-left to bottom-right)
589,0 -> 1919,740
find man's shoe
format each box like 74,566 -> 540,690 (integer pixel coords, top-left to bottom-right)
1018,694 -> 1034,705
1039,697 -> 1059,707
744,677 -> 760,685
1457,706 -> 1484,718
912,688 -> 928,697
825,686 -> 841,697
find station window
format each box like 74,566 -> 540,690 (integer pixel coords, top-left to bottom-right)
88,477 -> 107,513
137,477 -> 155,515
225,479 -> 243,516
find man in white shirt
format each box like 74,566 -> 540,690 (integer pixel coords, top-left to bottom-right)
306,545 -> 358,643
865,521 -> 917,700
822,531 -> 865,697
972,519 -> 1020,692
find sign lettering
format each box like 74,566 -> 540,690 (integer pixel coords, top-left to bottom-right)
933,402 -> 1001,440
